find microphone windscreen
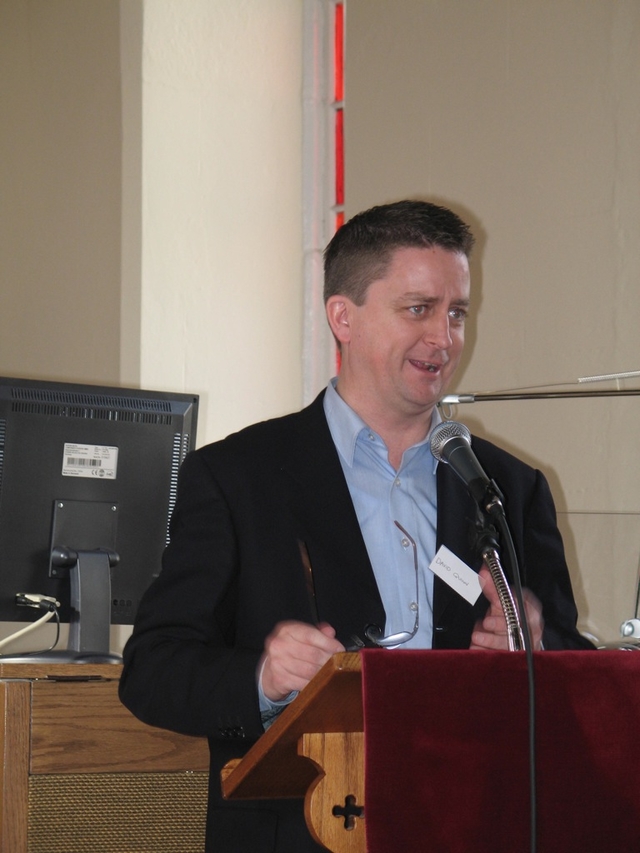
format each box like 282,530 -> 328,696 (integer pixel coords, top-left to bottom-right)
430,420 -> 471,461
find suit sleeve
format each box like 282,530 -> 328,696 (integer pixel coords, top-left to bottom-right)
513,467 -> 593,649
119,450 -> 265,740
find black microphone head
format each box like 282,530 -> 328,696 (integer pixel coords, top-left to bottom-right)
430,420 -> 471,462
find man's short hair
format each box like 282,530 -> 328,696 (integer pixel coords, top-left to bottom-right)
323,200 -> 475,305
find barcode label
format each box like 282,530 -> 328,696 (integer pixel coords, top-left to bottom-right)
62,443 -> 118,479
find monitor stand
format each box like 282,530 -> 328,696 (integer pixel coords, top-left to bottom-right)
1,545 -> 123,665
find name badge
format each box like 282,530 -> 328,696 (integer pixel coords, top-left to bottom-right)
429,546 -> 482,605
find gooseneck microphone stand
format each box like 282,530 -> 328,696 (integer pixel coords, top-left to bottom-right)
476,521 -> 525,652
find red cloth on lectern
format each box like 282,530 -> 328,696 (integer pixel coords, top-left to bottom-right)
362,649 -> 640,853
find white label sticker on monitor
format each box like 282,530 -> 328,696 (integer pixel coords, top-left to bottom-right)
62,443 -> 118,479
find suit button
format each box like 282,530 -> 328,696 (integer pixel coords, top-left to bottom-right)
219,725 -> 245,739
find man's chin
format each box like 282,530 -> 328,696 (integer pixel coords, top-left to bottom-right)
407,377 -> 449,408
402,391 -> 442,416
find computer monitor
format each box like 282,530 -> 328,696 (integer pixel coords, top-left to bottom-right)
0,376 -> 198,662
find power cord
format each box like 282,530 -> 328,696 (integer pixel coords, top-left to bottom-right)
0,593 -> 61,657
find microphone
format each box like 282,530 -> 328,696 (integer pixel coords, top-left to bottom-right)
430,421 -> 503,513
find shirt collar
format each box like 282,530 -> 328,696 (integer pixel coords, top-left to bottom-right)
323,378 -> 441,472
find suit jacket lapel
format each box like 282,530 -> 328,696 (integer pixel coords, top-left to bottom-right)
279,394 -> 385,644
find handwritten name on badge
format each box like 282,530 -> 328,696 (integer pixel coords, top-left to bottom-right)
429,546 -> 482,605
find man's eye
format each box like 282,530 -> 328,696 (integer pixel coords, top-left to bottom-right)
409,305 -> 427,317
449,308 -> 468,322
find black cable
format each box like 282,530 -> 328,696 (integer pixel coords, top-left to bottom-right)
634,550 -> 640,621
493,509 -> 537,853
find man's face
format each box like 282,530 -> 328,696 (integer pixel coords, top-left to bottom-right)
331,245 -> 471,422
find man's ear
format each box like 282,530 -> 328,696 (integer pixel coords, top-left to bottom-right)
325,296 -> 353,345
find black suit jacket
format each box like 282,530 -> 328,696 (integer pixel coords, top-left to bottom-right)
119,391 -> 590,852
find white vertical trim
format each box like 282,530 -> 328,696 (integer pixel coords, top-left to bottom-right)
302,0 -> 339,405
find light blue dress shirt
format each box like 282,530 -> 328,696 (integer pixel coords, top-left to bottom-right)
259,381 -> 441,723
323,379 -> 440,650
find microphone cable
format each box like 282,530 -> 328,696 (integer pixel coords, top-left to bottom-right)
492,509 -> 537,853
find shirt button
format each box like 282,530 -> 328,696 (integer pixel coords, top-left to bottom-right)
401,538 -> 410,549
409,601 -> 418,612
368,433 -> 375,441
394,478 -> 401,487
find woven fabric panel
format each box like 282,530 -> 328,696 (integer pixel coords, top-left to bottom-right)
28,772 -> 209,853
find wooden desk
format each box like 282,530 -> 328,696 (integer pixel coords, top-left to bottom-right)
0,663 -> 210,853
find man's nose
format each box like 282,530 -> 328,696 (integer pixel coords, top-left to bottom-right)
422,312 -> 453,348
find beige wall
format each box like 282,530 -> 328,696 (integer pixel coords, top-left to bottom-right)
0,0 -> 122,384
346,0 -> 640,642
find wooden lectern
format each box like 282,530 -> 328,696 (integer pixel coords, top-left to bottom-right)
222,650 -> 640,853
221,652 -> 364,853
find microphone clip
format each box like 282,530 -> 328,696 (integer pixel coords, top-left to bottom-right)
476,478 -> 505,520
474,516 -> 501,559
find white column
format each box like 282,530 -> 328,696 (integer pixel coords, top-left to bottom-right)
137,0 -> 305,445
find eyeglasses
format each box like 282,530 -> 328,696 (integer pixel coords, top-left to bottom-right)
364,521 -> 420,648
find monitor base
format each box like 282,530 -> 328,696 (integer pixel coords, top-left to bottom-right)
0,649 -> 122,664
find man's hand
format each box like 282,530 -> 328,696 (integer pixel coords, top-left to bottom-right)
470,566 -> 544,651
260,620 -> 345,701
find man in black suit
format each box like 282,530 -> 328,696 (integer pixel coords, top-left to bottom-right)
119,200 -> 591,852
